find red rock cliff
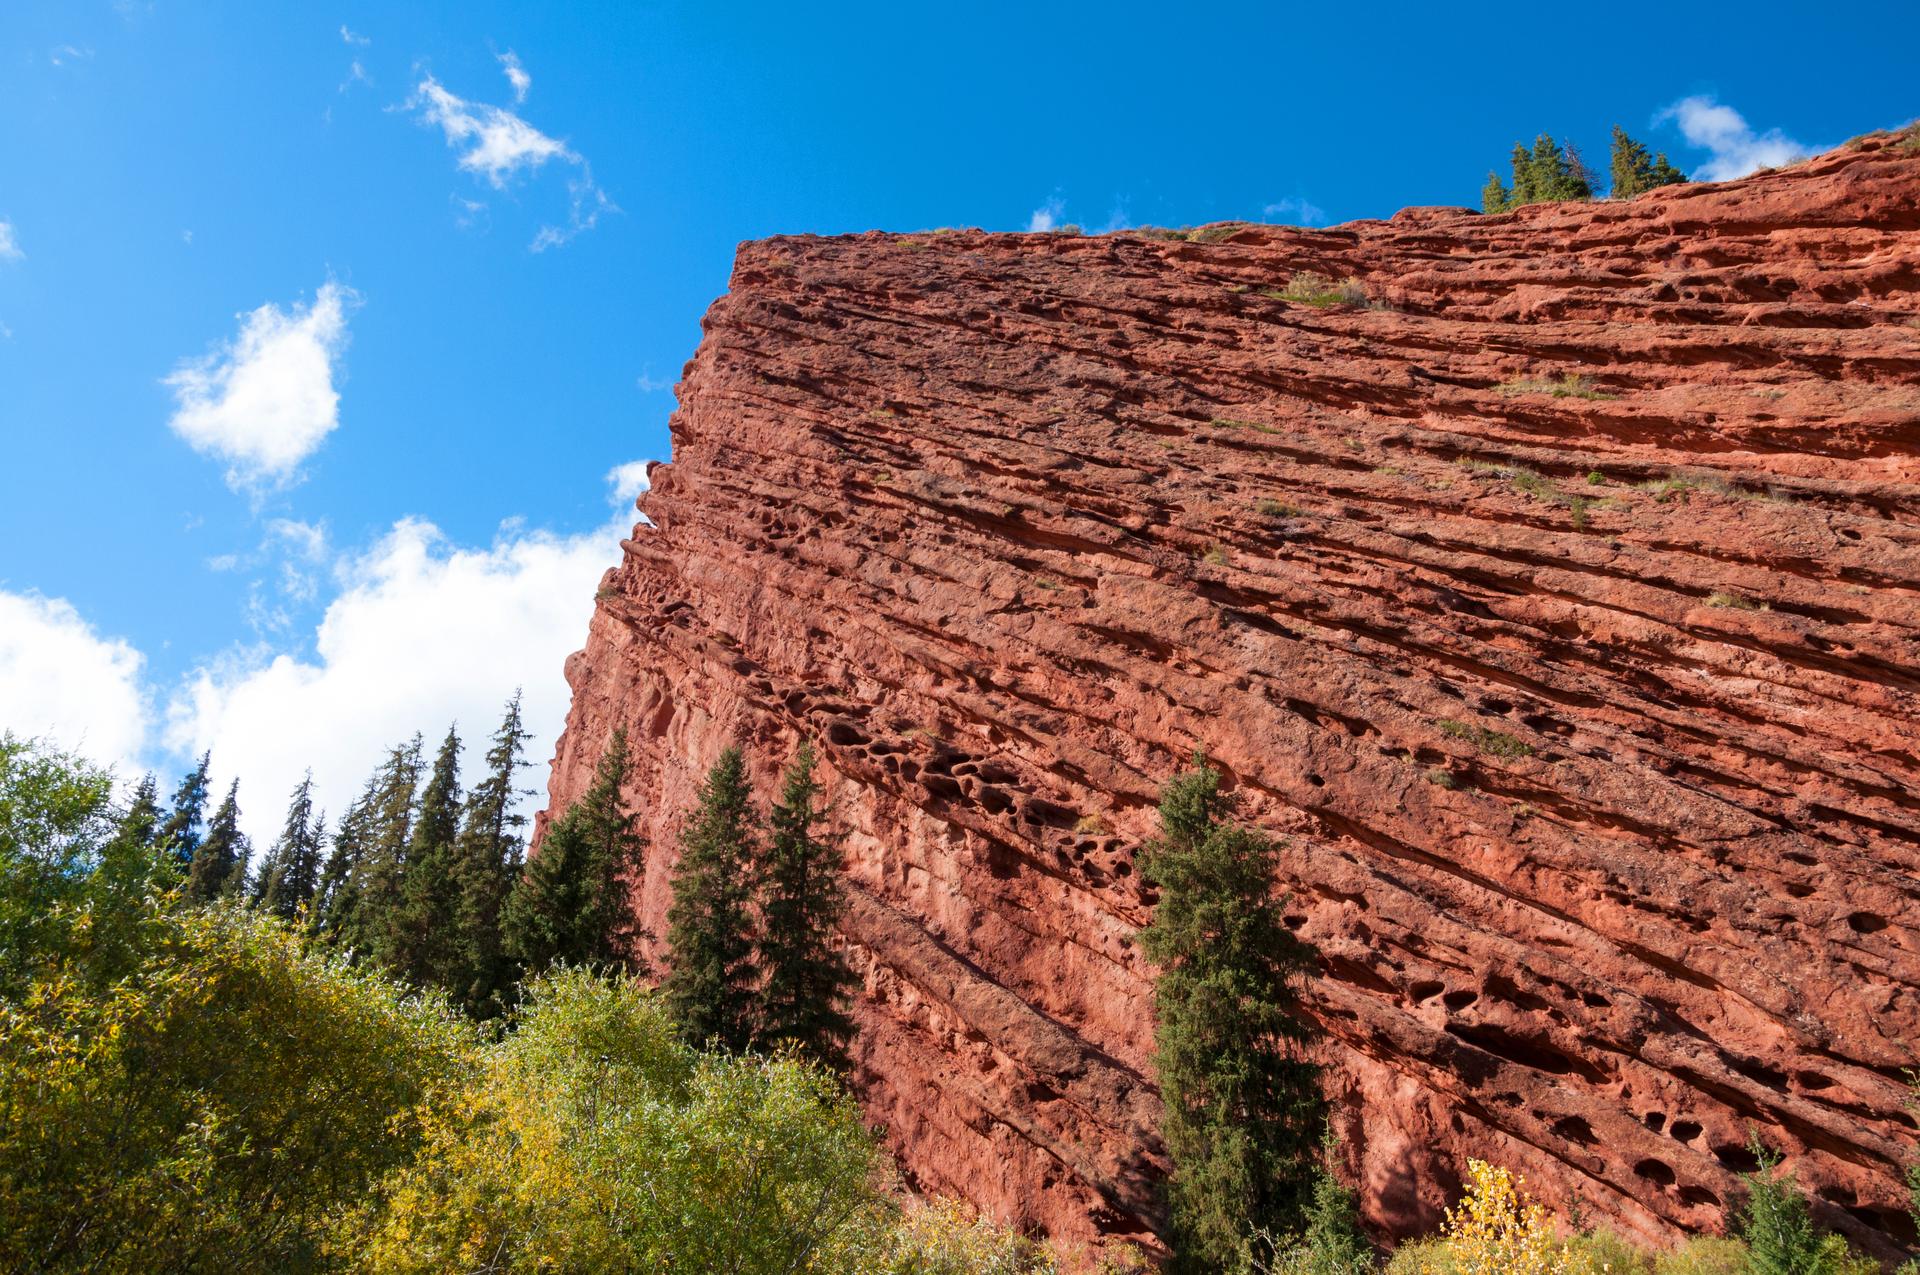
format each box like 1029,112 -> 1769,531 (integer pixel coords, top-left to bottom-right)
544,134 -> 1920,1264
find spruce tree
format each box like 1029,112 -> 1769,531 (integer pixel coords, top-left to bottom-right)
451,692 -> 534,1017
313,792 -> 374,944
385,726 -> 465,988
504,725 -> 648,976
184,779 -> 250,903
755,742 -> 857,1071
663,745 -> 760,1052
1610,125 -> 1689,198
1289,1145 -> 1373,1275
342,736 -> 423,959
259,773 -> 325,921
1481,171 -> 1512,215
114,774 -> 163,852
156,752 -> 211,874
1736,1134 -> 1858,1275
1138,758 -> 1325,1274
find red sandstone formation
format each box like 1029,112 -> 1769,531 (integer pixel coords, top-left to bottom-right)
543,133 -> 1920,1265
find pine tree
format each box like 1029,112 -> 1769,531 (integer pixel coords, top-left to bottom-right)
184,779 -> 250,903
450,692 -> 534,1017
384,726 -> 465,988
1481,171 -> 1512,215
1610,125 -> 1689,198
1736,1134 -> 1858,1275
504,725 -> 648,976
754,742 -> 857,1071
663,745 -> 760,1052
1491,134 -> 1595,211
313,792 -> 374,944
1138,758 -> 1326,1274
1288,1145 -> 1373,1275
114,774 -> 163,852
258,773 -> 325,921
342,736 -> 423,959
156,752 -> 211,874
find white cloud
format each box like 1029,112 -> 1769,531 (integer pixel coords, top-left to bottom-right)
0,591 -> 150,775
406,74 -> 573,188
0,222 -> 21,262
340,59 -> 372,92
498,50 -> 531,103
404,73 -> 613,249
1658,96 -> 1816,182
340,25 -> 369,46
164,465 -> 654,841
1262,196 -> 1327,226
50,44 -> 94,68
1026,197 -> 1065,233
164,282 -> 357,492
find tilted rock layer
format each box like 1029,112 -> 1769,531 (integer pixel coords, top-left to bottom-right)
544,136 -> 1920,1264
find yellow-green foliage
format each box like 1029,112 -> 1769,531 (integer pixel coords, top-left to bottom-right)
873,1197 -> 1061,1274
0,904 -> 474,1274
1653,1237 -> 1755,1275
1396,1161 -> 1568,1275
350,966 -> 893,1274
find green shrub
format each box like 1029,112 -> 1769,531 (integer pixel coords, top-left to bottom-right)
352,966 -> 892,1274
0,903 -> 474,1274
1437,719 -> 1534,760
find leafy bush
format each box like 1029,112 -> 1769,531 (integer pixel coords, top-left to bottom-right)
0,903 -> 473,1274
874,1197 -> 1061,1274
349,966 -> 893,1274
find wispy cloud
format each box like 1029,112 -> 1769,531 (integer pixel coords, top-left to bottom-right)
498,50 -> 531,103
404,72 -> 613,249
0,222 -> 21,263
340,25 -> 370,46
1261,196 -> 1327,226
1026,196 -> 1065,232
1658,96 -> 1817,181
49,44 -> 94,68
163,282 -> 357,493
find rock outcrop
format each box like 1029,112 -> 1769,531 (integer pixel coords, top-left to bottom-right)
543,133 -> 1920,1264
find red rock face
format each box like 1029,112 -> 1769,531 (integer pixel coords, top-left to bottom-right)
543,135 -> 1920,1265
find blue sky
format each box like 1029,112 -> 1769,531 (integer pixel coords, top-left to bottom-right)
1,0 -> 1913,835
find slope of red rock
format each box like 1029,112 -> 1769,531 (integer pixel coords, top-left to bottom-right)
543,133 -> 1920,1265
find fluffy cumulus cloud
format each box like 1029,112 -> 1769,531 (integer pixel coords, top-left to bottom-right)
1659,96 -> 1816,182
0,591 -> 150,774
0,221 -> 21,262
163,463 -> 653,841
405,72 -> 611,249
164,282 -> 357,492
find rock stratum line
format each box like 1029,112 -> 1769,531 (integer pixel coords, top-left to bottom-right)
543,135 -> 1920,1263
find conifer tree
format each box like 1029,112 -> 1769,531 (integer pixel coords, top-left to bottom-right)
664,745 -> 760,1052
114,774 -> 163,852
184,779 -> 250,903
385,726 -> 465,987
1481,171 -> 1512,215
755,742 -> 857,1071
156,751 -> 211,873
342,736 -> 423,958
312,792 -> 374,944
1138,758 -> 1325,1274
258,773 -> 325,921
1736,1135 -> 1858,1275
451,692 -> 534,1017
504,725 -> 647,976
1609,125 -> 1688,198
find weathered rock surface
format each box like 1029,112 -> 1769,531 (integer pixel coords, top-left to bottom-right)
543,134 -> 1920,1264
